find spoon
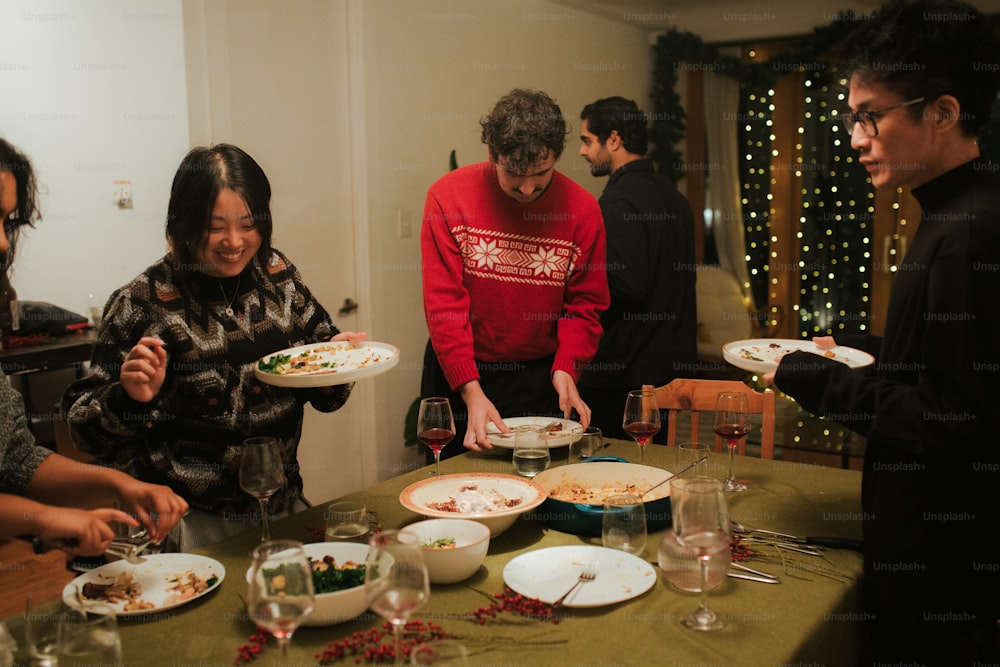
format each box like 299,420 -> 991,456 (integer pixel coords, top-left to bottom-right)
640,456 -> 708,498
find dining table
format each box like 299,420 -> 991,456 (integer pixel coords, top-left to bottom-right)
2,439 -> 864,666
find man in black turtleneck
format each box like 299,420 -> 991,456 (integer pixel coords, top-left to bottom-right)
766,2 -> 1000,663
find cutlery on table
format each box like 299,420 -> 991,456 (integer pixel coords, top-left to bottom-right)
553,561 -> 598,606
732,521 -> 863,552
731,561 -> 780,582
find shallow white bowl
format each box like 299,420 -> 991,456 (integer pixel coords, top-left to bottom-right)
301,541 -> 370,626
398,472 -> 547,536
400,519 -> 490,584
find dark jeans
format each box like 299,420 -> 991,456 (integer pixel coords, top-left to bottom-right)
420,340 -> 562,463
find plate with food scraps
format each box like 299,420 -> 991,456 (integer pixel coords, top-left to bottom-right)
722,338 -> 875,374
63,553 -> 225,618
254,340 -> 400,388
485,416 -> 584,449
503,545 -> 656,608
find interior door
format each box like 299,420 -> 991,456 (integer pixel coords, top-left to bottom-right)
182,0 -> 375,504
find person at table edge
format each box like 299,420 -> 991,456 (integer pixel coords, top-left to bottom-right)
420,88 -> 610,453
62,143 -> 363,551
765,1 -> 1000,663
0,137 -> 187,555
576,96 -> 697,440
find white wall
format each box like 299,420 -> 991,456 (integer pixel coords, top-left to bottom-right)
0,0 -> 189,316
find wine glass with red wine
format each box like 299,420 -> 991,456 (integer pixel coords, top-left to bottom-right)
713,392 -> 751,492
417,397 -> 455,476
623,389 -> 660,464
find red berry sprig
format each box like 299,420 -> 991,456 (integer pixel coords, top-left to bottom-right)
315,620 -> 447,665
468,588 -> 560,625
731,532 -> 753,562
233,627 -> 270,664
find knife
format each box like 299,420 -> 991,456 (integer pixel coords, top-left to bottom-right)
728,571 -> 781,584
743,529 -> 863,552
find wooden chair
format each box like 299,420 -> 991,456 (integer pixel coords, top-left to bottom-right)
642,379 -> 776,459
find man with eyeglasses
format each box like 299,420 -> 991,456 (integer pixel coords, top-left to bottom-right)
768,1 -> 1000,663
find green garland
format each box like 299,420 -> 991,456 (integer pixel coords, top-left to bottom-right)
649,11 -> 869,182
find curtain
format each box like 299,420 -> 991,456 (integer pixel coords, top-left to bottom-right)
702,71 -> 756,310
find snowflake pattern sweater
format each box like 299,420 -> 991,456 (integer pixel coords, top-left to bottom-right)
421,162 -> 609,390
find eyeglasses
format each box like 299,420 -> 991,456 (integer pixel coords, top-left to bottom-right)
840,97 -> 926,137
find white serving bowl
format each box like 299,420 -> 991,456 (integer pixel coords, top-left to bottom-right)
399,472 -> 547,536
301,541 -> 370,626
400,519 -> 490,584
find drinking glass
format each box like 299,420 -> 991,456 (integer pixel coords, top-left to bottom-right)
512,425 -> 549,477
417,397 -> 455,476
675,442 -> 712,474
246,539 -> 315,658
623,389 -> 660,464
602,493 -> 647,555
57,607 -> 123,666
713,392 -> 751,492
25,592 -> 74,667
366,530 -> 430,667
324,499 -> 377,542
409,639 -> 469,665
571,426 -> 602,460
671,476 -> 731,631
239,436 -> 287,542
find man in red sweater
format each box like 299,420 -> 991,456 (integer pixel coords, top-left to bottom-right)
421,88 -> 610,456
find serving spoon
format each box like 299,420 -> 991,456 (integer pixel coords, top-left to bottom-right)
640,456 -> 708,498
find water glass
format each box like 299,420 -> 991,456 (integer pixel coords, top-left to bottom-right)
409,638 -> 469,665
57,609 -> 123,666
512,425 -> 549,477
602,493 -> 647,555
24,593 -> 78,667
570,426 -> 602,460
325,500 -> 378,542
676,442 -> 712,474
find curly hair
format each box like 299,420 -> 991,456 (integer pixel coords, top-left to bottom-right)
480,88 -> 569,173
580,96 -> 649,156
166,143 -> 273,272
0,138 -> 41,270
835,0 -> 999,137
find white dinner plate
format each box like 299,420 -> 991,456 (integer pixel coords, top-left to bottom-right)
254,340 -> 399,388
485,416 -> 583,449
722,338 -> 875,375
502,545 -> 656,608
63,553 -> 225,618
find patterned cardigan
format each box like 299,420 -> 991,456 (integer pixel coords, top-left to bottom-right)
62,250 -> 353,517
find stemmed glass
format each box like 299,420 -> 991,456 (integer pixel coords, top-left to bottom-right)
713,392 -> 751,492
623,389 -> 660,464
671,476 -> 731,631
240,436 -> 287,541
417,397 -> 455,476
366,529 -> 430,666
246,540 -> 315,658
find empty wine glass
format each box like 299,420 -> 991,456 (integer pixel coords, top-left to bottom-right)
671,476 -> 731,631
713,392 -> 751,492
246,540 -> 315,658
240,436 -> 287,541
623,389 -> 660,464
366,529 -> 430,666
417,397 -> 455,476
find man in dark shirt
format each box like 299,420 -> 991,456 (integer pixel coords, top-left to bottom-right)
577,96 -> 697,439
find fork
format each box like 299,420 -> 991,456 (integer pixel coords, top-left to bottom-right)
105,527 -> 154,564
552,561 -> 599,606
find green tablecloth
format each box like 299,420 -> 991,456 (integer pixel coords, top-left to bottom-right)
5,441 -> 864,666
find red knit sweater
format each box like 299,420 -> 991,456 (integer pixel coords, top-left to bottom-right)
421,161 -> 609,390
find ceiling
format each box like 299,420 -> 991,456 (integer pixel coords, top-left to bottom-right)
549,0 -> 997,43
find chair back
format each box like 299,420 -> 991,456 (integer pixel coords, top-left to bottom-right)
642,379 -> 775,459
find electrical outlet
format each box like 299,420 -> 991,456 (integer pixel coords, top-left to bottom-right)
113,180 -> 132,209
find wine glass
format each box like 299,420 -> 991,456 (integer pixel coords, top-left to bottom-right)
240,436 -> 287,541
713,392 -> 751,492
623,389 -> 660,464
366,529 -> 430,666
671,476 -> 731,631
246,539 -> 315,658
417,397 -> 455,476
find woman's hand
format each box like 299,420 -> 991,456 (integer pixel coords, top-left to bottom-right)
459,381 -> 503,452
114,478 -> 189,543
35,507 -> 139,557
120,336 -> 167,403
330,331 -> 367,344
552,370 -> 590,427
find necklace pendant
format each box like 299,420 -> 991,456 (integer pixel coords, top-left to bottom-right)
224,306 -> 235,317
